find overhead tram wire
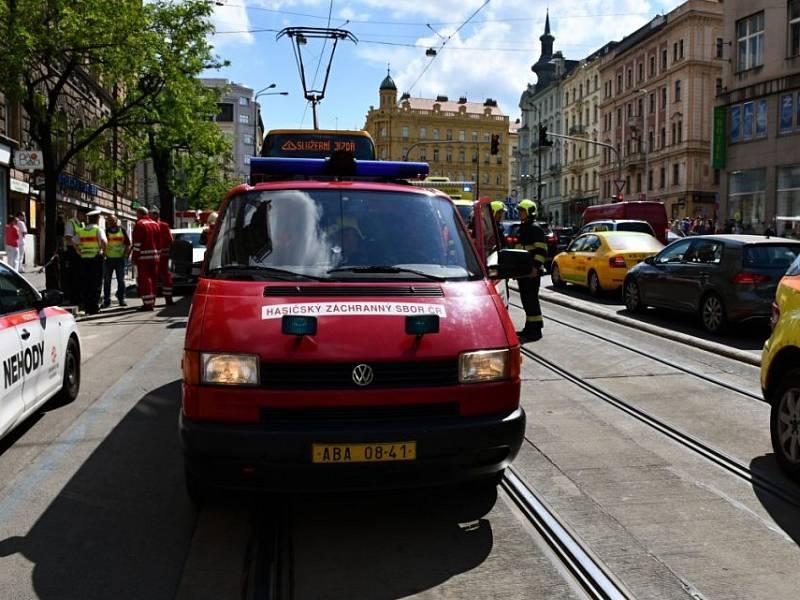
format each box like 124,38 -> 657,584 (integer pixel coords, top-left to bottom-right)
300,0 -> 335,127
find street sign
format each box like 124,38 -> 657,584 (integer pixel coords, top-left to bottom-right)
131,200 -> 141,209
13,150 -> 43,171
35,175 -> 45,187
613,179 -> 626,194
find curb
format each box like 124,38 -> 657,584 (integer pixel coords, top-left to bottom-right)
522,287 -> 762,367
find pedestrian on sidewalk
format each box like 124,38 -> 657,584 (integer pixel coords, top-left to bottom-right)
150,207 -> 174,306
103,214 -> 131,308
4,215 -> 21,271
132,206 -> 160,311
62,212 -> 84,305
15,212 -> 28,272
76,210 -> 107,315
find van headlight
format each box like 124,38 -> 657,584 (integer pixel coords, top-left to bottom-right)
201,353 -> 259,386
459,348 -> 512,383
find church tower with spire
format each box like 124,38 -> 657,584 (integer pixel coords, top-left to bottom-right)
532,11 -> 556,90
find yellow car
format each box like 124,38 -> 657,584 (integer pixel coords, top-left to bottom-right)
550,231 -> 663,296
760,254 -> 800,480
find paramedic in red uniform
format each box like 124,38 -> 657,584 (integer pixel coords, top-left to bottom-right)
150,206 -> 175,306
132,206 -> 160,311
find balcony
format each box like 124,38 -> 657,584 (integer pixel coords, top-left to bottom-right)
568,158 -> 587,174
625,151 -> 645,168
568,188 -> 584,201
568,125 -> 587,137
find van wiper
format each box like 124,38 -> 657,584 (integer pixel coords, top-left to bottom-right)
327,265 -> 446,281
208,265 -> 324,281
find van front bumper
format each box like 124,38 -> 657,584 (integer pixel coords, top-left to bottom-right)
180,407 -> 525,492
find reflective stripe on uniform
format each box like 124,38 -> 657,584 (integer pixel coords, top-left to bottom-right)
77,226 -> 100,258
526,315 -> 544,322
533,242 -> 548,250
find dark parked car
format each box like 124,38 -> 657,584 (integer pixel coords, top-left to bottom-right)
552,226 -> 576,253
623,235 -> 800,333
500,220 -> 558,271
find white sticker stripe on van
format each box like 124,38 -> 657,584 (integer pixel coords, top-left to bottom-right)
261,302 -> 447,320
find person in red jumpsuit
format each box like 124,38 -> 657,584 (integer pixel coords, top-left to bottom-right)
132,206 -> 161,311
150,207 -> 174,306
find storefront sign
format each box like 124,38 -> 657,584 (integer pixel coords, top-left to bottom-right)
58,174 -> 97,196
13,150 -> 43,171
712,106 -> 726,170
9,178 -> 30,194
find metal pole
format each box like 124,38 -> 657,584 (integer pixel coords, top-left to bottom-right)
546,131 -> 623,198
476,142 -> 480,199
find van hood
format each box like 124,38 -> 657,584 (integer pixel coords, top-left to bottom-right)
191,279 -> 510,361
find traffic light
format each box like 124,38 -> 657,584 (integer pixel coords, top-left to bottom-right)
490,134 -> 500,155
538,125 -> 553,147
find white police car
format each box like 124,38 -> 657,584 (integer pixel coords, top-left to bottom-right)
0,261 -> 81,440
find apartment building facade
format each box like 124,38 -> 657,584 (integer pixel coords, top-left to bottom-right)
599,0 -> 723,221
364,73 -> 510,201
716,0 -> 800,235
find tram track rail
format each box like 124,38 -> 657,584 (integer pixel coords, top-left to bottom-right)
501,468 -> 633,600
243,505 -> 292,600
519,345 -> 800,509
509,299 -> 762,402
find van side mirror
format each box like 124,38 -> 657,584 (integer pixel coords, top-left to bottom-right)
37,289 -> 64,309
489,249 -> 534,280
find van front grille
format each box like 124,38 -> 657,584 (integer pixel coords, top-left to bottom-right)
260,360 -> 458,390
263,285 -> 444,297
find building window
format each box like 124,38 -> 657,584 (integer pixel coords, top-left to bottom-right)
420,149 -> 427,161
380,147 -> 387,159
661,86 -> 667,109
661,48 -> 667,71
216,103 -> 234,121
472,151 -> 478,163
649,93 -> 655,114
238,113 -> 249,124
239,97 -> 249,106
459,150 -> 465,162
716,37 -> 724,59
433,148 -> 439,162
660,167 -> 666,188
472,131 -> 478,142
674,80 -> 682,102
743,101 -> 755,140
244,156 -> 251,165
673,42 -> 679,62
736,12 -> 765,71
636,173 -> 642,193
756,98 -> 767,138
433,128 -> 440,140
730,105 -> 742,142
673,163 -> 680,185
671,123 -> 676,145
419,127 -> 427,139
446,149 -> 453,162
679,39 -> 684,59
649,55 -> 655,77
728,168 -> 766,230
458,130 -> 465,142
648,130 -> 654,150
677,120 -> 683,143
638,62 -> 643,81
446,129 -> 453,141
379,126 -> 387,139
243,134 -> 254,145
780,93 -> 795,133
778,166 -> 800,229
617,74 -> 622,94
626,68 -> 632,88
791,1 -> 800,57
627,103 -> 633,118
647,170 -> 654,191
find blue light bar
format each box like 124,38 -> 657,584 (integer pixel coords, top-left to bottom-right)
250,157 -> 429,179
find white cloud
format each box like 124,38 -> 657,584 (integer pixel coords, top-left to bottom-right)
211,2 -> 254,46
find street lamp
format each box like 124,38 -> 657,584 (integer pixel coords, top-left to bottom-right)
635,88 -> 649,200
254,85 -> 289,155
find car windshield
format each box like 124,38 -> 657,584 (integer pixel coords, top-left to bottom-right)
617,222 -> 655,235
173,232 -> 205,248
606,235 -> 663,252
206,188 -> 482,281
743,244 -> 800,269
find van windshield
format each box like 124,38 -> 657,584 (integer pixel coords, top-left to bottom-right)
206,189 -> 482,281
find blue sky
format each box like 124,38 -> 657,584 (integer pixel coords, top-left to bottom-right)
207,0 -> 682,131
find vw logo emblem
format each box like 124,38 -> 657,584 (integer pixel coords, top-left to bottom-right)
352,364 -> 374,387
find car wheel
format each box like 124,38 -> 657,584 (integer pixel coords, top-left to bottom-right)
624,279 -> 643,313
588,271 -> 601,297
770,368 -> 800,481
184,466 -> 211,505
700,293 -> 726,334
551,264 -> 566,288
53,337 -> 80,404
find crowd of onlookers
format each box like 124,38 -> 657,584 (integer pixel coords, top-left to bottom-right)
3,212 -> 29,272
669,217 -> 800,239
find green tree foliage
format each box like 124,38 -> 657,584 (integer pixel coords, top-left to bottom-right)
0,0 -> 227,286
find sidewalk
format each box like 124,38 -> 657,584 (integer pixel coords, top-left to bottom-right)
22,267 -> 137,299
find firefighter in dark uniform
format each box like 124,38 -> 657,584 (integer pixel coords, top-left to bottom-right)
515,199 -> 547,341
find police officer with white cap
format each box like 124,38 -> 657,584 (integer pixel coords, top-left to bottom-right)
74,209 -> 107,314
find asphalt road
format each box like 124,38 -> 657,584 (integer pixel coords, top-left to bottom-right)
0,290 -> 798,599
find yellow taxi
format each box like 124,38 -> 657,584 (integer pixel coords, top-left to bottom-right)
550,231 -> 663,296
760,254 -> 800,481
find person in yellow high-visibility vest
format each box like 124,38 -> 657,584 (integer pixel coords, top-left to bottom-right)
514,199 -> 547,341
74,210 -> 107,315
102,214 -> 131,308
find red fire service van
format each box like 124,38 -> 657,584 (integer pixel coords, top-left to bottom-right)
582,201 -> 669,245
180,153 -> 533,500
